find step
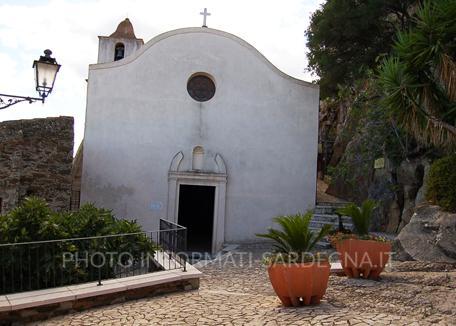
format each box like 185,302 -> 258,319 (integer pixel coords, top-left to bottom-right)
316,202 -> 348,208
312,214 -> 352,222
314,203 -> 349,215
310,219 -> 354,231
312,218 -> 353,227
314,207 -> 338,214
310,219 -> 353,227
315,240 -> 331,249
310,221 -> 336,228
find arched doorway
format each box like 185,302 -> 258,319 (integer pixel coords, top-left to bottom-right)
167,150 -> 227,253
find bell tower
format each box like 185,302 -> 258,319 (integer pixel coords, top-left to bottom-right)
97,18 -> 144,64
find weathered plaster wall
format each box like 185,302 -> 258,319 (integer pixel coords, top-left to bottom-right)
81,28 -> 319,243
0,117 -> 74,213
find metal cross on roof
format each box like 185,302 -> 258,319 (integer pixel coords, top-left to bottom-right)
200,8 -> 211,28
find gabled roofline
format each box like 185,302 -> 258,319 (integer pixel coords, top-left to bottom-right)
89,27 -> 318,89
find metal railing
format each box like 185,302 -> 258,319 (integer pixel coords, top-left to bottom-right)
159,219 -> 187,271
0,220 -> 187,295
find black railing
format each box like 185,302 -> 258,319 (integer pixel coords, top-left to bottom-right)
0,223 -> 187,295
159,219 -> 187,272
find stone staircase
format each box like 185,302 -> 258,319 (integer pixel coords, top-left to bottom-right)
311,202 -> 353,246
311,203 -> 353,231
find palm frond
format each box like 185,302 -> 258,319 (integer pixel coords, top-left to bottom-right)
337,200 -> 376,236
309,224 -> 333,251
438,54 -> 456,102
256,212 -> 332,260
377,0 -> 456,149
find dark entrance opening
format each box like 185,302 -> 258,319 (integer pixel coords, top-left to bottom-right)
178,185 -> 215,252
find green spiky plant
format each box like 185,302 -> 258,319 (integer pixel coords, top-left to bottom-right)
256,212 -> 332,263
378,0 -> 456,149
336,200 -> 377,237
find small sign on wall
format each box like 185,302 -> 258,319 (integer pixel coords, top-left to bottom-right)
150,201 -> 163,211
374,157 -> 385,169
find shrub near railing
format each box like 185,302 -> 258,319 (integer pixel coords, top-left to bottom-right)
0,197 -> 158,295
0,233 -> 158,294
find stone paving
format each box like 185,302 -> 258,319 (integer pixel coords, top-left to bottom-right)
38,248 -> 456,325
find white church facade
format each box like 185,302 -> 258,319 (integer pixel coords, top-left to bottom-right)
80,18 -> 319,253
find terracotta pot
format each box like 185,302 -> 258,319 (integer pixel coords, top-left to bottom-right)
267,261 -> 330,307
336,238 -> 391,280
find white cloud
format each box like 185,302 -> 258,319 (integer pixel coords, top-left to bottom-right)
0,0 -> 324,152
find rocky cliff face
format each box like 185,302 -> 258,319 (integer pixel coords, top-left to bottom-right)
318,98 -> 350,175
319,96 -> 433,233
326,145 -> 430,233
0,117 -> 74,214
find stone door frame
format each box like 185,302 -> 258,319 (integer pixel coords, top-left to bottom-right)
167,171 -> 227,254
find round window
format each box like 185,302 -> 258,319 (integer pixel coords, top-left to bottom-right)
187,74 -> 216,102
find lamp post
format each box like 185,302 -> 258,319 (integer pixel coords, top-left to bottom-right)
0,49 -> 61,110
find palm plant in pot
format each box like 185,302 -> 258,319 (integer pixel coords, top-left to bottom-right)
256,212 -> 332,307
336,200 -> 391,280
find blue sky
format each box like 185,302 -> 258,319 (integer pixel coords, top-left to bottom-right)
0,0 -> 324,152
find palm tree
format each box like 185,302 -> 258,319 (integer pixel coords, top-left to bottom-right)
256,212 -> 332,263
378,0 -> 456,148
337,200 -> 377,236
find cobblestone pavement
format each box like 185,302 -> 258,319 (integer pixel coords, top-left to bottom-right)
39,248 -> 456,325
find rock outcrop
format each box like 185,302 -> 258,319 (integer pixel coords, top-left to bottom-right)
324,129 -> 430,233
396,159 -> 426,229
318,99 -> 350,177
395,204 -> 456,263
367,161 -> 400,232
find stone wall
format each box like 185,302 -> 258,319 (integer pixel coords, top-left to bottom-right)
0,278 -> 199,324
70,143 -> 83,211
0,116 -> 74,214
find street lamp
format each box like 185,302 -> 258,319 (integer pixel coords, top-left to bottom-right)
0,49 -> 61,110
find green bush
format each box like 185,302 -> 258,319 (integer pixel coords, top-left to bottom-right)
0,197 -> 156,294
426,155 -> 456,212
0,197 -> 150,243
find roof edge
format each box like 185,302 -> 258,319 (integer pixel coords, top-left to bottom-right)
98,35 -> 145,43
89,27 -> 318,89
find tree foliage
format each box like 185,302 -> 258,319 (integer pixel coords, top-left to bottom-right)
378,0 -> 456,149
306,0 -> 417,98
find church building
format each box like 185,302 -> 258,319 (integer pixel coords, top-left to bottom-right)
80,18 -> 319,253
